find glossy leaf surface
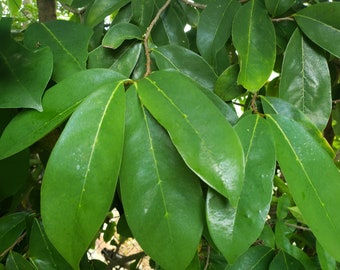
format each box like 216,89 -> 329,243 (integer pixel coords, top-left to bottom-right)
24,21 -> 92,82
41,82 -> 126,269
102,23 -> 143,49
131,0 -> 154,30
264,0 -> 295,17
279,29 -> 331,131
227,246 -> 275,270
267,114 -> 340,261
269,250 -> 304,270
137,71 -> 244,206
85,0 -> 130,28
232,0 -> 276,91
29,219 -> 73,270
0,18 -> 52,111
152,45 -> 217,90
196,0 -> 240,63
120,88 -> 204,270
207,114 -> 275,263
6,252 -> 35,270
0,69 -> 125,160
294,2 -> 340,58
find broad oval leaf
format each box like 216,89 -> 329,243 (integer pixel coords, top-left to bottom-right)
207,114 -> 275,263
267,114 -> 340,261
137,71 -> 244,206
264,0 -> 295,17
269,250 -> 304,270
227,246 -> 275,270
0,69 -> 125,160
131,0 -> 154,31
41,82 -> 126,269
232,0 -> 276,91
294,2 -> 340,58
29,219 -> 73,270
120,88 -> 204,270
24,21 -> 92,82
6,252 -> 36,270
85,0 -> 130,28
260,96 -> 334,158
279,29 -> 331,131
0,18 -> 53,111
102,23 -> 143,49
196,0 -> 240,64
152,45 -> 217,90
0,212 -> 28,255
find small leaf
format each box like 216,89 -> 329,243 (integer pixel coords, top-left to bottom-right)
0,69 -> 125,160
227,246 -> 275,270
0,212 -> 28,255
102,23 -> 143,49
85,0 -> 130,28
264,0 -> 295,17
232,0 -> 276,91
24,21 -> 92,82
29,219 -> 73,270
196,0 -> 240,64
0,18 -> 53,111
294,2 -> 340,58
214,64 -> 245,101
269,250 -> 305,270
6,252 -> 36,270
267,114 -> 340,262
261,96 -> 334,158
41,82 -> 126,269
120,87 -> 204,270
152,44 -> 217,90
207,114 -> 275,263
137,71 -> 244,206
279,29 -> 331,131
316,240 -> 336,270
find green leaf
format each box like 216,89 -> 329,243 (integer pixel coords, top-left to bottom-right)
279,29 -> 331,131
316,240 -> 336,270
24,21 -> 92,82
260,96 -> 334,158
41,82 -> 126,269
6,0 -> 22,16
207,114 -> 275,263
196,0 -> 240,64
102,23 -> 143,49
152,6 -> 189,48
29,219 -> 73,270
269,250 -> 304,270
120,87 -> 204,270
259,224 -> 275,248
0,18 -> 53,111
214,65 -> 245,101
232,0 -> 276,91
0,212 -> 28,255
152,45 -> 218,90
227,246 -> 275,270
6,252 -> 36,270
267,114 -> 340,262
0,69 -> 125,160
264,0 -> 295,17
85,0 -> 130,28
131,0 -> 154,30
137,71 -> 244,206
294,2 -> 340,58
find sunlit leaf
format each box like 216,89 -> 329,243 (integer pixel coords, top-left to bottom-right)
137,71 -> 244,206
279,29 -> 331,131
267,114 -> 340,262
196,0 -> 240,64
0,18 -> 53,111
24,21 -> 92,82
207,114 -> 275,263
232,0 -> 276,91
41,82 -> 126,269
120,87 -> 204,270
294,2 -> 340,58
0,69 -> 125,160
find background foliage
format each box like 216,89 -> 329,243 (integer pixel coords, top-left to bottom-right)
1,0 -> 340,269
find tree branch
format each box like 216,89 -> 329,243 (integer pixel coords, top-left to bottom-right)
0,232 -> 27,258
144,0 -> 172,77
181,0 -> 207,9
271,17 -> 295,22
